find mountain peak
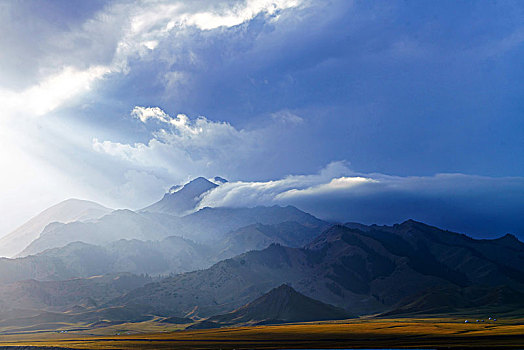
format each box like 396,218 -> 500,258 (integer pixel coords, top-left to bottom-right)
399,219 -> 424,227
266,283 -> 296,296
178,177 -> 218,194
187,176 -> 212,185
500,233 -> 518,241
234,282 -> 349,321
396,219 -> 436,232
193,283 -> 350,328
141,177 -> 218,215
167,177 -> 221,195
213,176 -> 228,184
495,233 -> 522,245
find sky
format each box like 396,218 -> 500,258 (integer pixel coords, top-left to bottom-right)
0,0 -> 523,239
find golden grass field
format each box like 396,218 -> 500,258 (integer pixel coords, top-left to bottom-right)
0,317 -> 522,349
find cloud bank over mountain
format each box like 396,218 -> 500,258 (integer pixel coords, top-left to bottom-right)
198,164 -> 524,239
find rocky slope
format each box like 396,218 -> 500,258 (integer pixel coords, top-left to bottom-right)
190,284 -> 350,328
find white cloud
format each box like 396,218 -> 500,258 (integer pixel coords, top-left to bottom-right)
276,176 -> 377,199
131,106 -> 171,123
198,161 -> 357,208
182,0 -> 301,30
93,106 -> 262,181
131,106 -> 239,140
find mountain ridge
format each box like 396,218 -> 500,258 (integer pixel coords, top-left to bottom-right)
18,209 -> 172,257
0,199 -> 112,258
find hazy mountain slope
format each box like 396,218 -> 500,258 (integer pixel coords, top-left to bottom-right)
0,274 -> 153,330
0,274 -> 151,313
192,284 -> 350,328
102,237 -> 211,275
0,255 -> 74,284
18,202 -> 326,258
216,221 -> 323,260
0,245 -> 114,284
0,217 -> 325,284
40,236 -> 211,276
18,209 -> 174,257
141,177 -> 218,215
0,199 -> 112,258
116,223 -> 524,318
0,235 -> 210,283
178,205 -> 329,243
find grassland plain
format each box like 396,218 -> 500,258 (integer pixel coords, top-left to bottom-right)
0,317 -> 522,349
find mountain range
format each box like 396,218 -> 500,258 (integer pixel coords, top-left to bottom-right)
0,176 -> 521,332
114,221 -> 524,318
